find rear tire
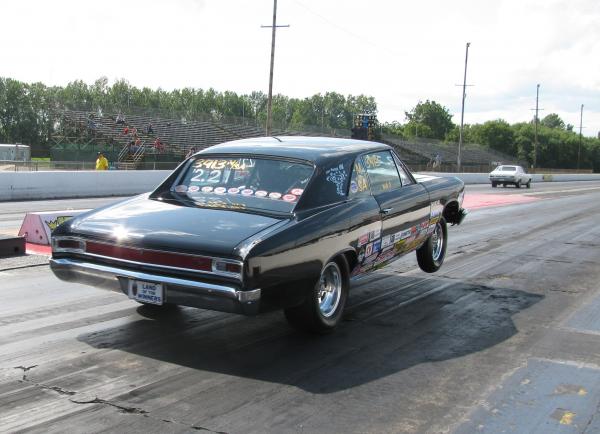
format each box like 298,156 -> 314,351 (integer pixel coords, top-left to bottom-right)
417,217 -> 448,273
284,256 -> 349,334
526,180 -> 531,189
515,180 -> 521,188
491,182 -> 497,188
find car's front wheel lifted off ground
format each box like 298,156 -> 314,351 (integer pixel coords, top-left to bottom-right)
284,256 -> 349,333
416,217 -> 448,273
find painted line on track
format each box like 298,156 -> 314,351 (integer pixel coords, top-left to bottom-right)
463,193 -> 540,210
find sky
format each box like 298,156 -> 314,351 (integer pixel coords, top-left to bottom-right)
2,0 -> 599,136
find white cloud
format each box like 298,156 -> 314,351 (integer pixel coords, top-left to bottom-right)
1,0 -> 598,136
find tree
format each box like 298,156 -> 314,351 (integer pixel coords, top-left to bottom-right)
541,113 -> 565,129
405,100 -> 454,140
472,119 -> 515,155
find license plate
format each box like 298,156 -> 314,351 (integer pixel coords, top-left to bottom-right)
128,280 -> 164,305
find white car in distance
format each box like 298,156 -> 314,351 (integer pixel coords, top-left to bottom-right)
489,165 -> 532,188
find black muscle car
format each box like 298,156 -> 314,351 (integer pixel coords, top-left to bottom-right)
50,137 -> 467,332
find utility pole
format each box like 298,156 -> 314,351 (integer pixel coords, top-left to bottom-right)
578,104 -> 584,170
457,42 -> 471,172
262,0 -> 289,136
533,84 -> 540,170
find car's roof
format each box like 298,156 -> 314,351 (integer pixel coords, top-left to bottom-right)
198,136 -> 391,165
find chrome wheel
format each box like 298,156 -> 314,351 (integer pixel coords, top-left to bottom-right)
431,222 -> 444,262
318,262 -> 342,317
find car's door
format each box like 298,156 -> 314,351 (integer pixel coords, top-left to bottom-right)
362,150 -> 431,260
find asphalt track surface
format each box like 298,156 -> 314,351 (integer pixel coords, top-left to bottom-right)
2,181 -> 600,433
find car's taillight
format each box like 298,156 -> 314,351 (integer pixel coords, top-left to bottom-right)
52,237 -> 86,253
213,260 -> 242,276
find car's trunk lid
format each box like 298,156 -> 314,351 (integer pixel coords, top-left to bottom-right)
69,195 -> 286,257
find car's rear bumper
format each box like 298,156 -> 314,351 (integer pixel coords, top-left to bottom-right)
49,258 -> 261,315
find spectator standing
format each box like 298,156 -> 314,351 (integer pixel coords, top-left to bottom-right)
186,147 -> 197,158
95,152 -> 109,170
123,125 -> 130,135
154,137 -> 164,153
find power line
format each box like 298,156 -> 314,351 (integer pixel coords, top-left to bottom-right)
290,0 -> 406,59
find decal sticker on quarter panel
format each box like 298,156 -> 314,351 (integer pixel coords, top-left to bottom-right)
373,239 -> 381,253
381,235 -> 392,248
365,242 -> 373,257
358,233 -> 369,247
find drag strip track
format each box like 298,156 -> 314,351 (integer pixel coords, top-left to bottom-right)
2,186 -> 600,432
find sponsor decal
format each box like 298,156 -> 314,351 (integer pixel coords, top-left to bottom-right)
369,228 -> 381,241
358,233 -> 369,247
255,190 -> 268,197
381,235 -> 392,248
282,194 -> 297,202
201,186 -> 213,193
174,185 -> 188,193
291,188 -> 304,196
268,192 -> 282,200
241,188 -> 254,196
228,187 -> 240,194
364,253 -> 379,264
373,239 -> 381,253
187,185 -> 200,193
350,181 -> 358,194
419,221 -> 430,230
365,242 -> 373,257
214,187 -> 226,194
395,228 -> 413,241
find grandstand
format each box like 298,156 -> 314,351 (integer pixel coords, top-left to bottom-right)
50,109 -> 523,171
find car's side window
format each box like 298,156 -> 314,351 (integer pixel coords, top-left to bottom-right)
348,158 -> 371,197
362,151 -> 402,194
391,152 -> 414,186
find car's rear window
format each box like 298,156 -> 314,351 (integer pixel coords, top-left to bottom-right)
172,156 -> 314,213
500,166 -> 516,171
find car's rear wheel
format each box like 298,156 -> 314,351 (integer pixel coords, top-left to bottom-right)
526,180 -> 531,189
491,182 -> 497,188
416,217 -> 447,273
284,256 -> 349,333
515,180 -> 521,188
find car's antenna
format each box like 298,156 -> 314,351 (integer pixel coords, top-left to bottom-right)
271,136 -> 282,142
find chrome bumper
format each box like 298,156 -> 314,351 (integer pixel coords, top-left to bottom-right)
50,258 -> 261,315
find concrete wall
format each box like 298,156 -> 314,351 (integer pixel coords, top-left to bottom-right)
0,170 -> 171,201
2,170 -> 600,201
